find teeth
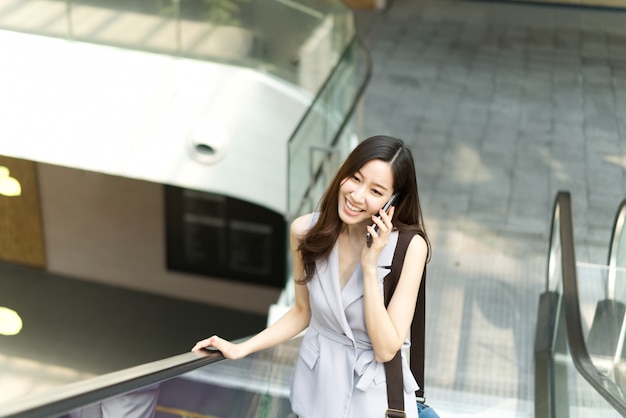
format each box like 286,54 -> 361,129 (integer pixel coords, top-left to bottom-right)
346,199 -> 361,212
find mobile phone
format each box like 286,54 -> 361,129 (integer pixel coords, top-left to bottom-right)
366,193 -> 400,247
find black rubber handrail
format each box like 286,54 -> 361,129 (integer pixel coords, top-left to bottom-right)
0,349 -> 224,418
541,191 -> 626,417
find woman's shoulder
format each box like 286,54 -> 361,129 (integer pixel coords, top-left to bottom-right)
290,213 -> 316,236
406,231 -> 429,259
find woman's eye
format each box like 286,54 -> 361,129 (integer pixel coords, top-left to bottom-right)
351,175 -> 360,182
372,189 -> 383,196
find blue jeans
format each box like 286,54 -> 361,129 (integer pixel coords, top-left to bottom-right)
417,402 -> 440,418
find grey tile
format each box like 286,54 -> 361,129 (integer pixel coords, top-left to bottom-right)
355,0 -> 626,411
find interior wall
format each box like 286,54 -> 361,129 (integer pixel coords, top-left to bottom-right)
36,163 -> 280,315
0,156 -> 46,269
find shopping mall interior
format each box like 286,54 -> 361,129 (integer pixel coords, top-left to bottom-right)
1,0 -> 626,416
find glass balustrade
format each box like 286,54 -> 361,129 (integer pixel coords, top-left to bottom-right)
0,0 -> 354,92
536,192 -> 626,418
0,337 -> 303,418
575,262 -> 624,417
559,353 -> 622,418
609,200 -> 626,307
287,38 -> 369,219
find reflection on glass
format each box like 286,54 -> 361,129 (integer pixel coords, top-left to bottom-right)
156,339 -> 300,418
63,384 -> 160,418
562,350 -> 622,418
0,0 -> 354,91
578,265 -> 618,375
611,202 -> 626,305
56,339 -> 301,417
287,40 -> 358,218
548,260 -> 626,417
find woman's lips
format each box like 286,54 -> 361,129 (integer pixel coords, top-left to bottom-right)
344,198 -> 364,215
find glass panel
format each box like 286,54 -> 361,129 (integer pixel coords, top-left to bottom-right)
559,350 -> 622,418
59,338 -> 302,418
617,223 -> 626,271
177,0 -> 353,88
0,0 -> 69,38
287,40 -> 359,219
70,0 -> 178,53
0,0 -> 354,92
613,205 -> 626,303
617,264 -> 626,324
549,261 -> 625,417
60,383 -> 163,418
582,263 -> 626,405
577,264 -> 617,370
547,203 -> 562,293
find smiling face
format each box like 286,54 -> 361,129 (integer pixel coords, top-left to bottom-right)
337,159 -> 395,228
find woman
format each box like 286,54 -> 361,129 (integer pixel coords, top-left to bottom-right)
193,135 -> 429,418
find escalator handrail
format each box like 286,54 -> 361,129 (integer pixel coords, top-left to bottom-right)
549,191 -> 626,416
607,198 -> 626,300
0,348 -> 225,418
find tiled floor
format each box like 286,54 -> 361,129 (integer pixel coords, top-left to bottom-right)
355,0 -> 626,415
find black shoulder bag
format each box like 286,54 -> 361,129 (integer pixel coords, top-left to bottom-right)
383,230 -> 430,418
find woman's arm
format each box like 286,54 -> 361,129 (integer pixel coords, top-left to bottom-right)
191,214 -> 312,360
362,209 -> 428,362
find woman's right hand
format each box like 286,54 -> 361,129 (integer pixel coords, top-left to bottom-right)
191,335 -> 246,360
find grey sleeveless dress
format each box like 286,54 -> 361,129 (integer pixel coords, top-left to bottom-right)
289,214 -> 419,418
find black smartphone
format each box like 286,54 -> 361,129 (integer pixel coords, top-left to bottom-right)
366,193 -> 400,248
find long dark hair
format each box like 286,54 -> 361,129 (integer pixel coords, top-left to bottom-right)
297,135 -> 429,284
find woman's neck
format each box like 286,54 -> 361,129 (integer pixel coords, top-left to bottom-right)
340,222 -> 368,248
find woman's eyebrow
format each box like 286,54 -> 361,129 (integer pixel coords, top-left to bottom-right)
369,178 -> 390,191
355,169 -> 391,191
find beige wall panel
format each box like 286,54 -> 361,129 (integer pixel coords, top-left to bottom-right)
37,164 -> 280,315
0,156 -> 46,268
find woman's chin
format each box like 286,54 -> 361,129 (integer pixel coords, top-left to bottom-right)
339,210 -> 368,227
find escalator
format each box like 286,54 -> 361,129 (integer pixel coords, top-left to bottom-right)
0,336 -> 303,417
535,191 -> 626,417
4,193 -> 626,417
5,193 -> 626,417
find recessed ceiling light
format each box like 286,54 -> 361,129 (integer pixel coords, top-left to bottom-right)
0,307 -> 23,336
0,166 -> 21,197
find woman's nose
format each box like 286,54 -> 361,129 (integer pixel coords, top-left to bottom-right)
351,186 -> 366,202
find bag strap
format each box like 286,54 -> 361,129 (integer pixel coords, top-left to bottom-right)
383,230 -> 427,415
412,264 -> 426,401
